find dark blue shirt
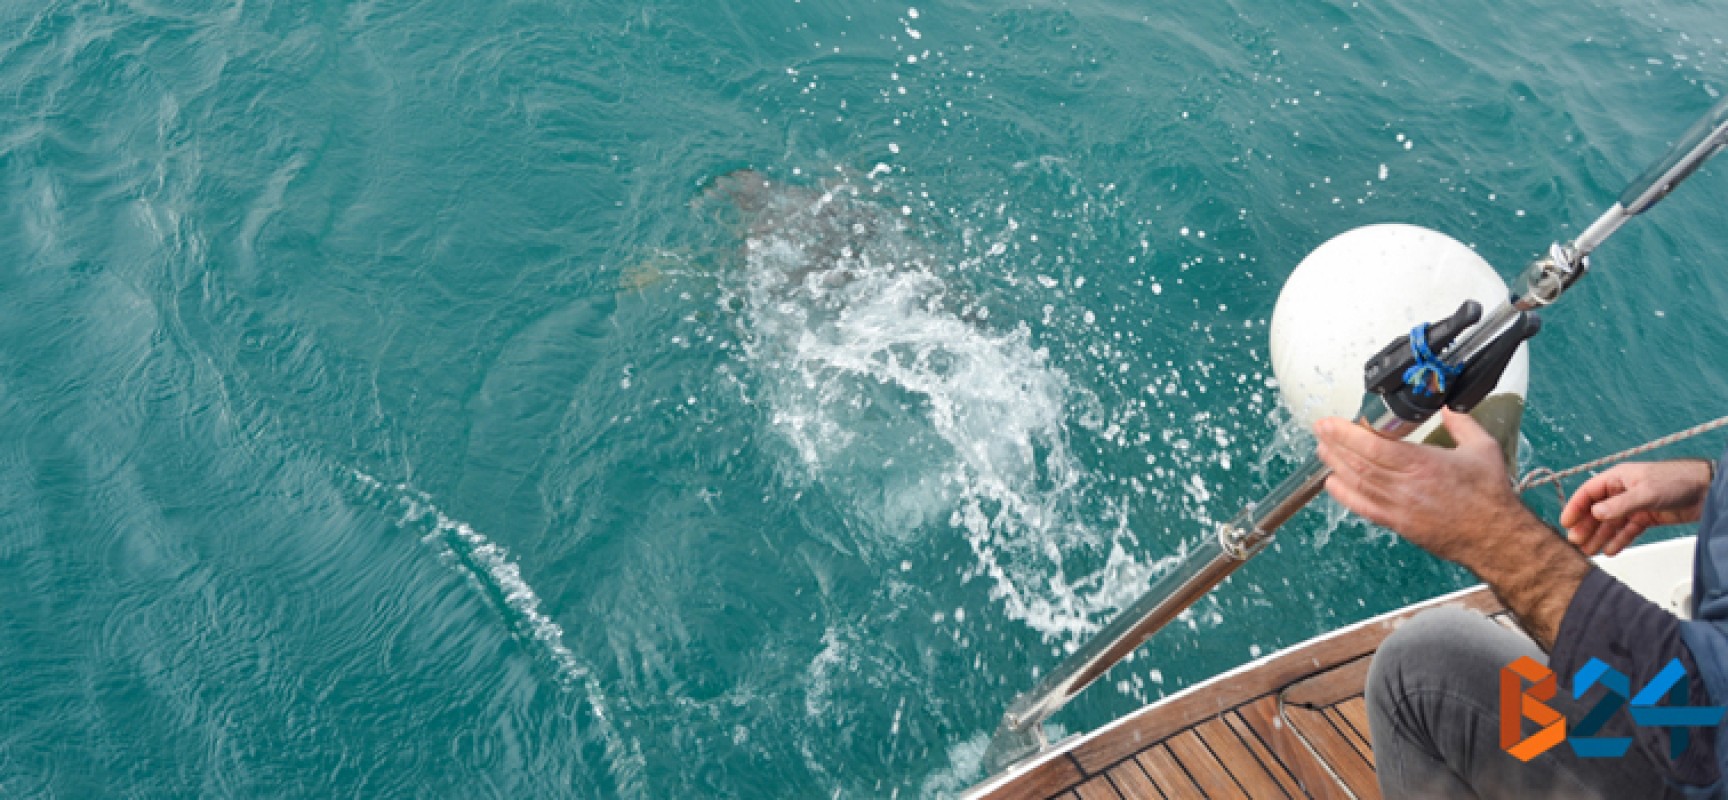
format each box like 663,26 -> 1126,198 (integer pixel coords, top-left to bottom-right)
1550,451 -> 1728,797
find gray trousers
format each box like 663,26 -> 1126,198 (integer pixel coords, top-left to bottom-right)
1368,606 -> 1681,799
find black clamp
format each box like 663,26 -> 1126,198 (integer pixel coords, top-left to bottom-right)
1362,300 -> 1542,425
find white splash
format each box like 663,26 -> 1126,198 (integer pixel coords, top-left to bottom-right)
719,173 -> 1164,642
805,626 -> 847,718
1253,413 -> 1386,549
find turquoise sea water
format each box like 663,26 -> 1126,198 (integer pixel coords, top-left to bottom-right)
7,1 -> 1728,796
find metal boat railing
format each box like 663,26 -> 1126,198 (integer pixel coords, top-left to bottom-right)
981,93 -> 1728,776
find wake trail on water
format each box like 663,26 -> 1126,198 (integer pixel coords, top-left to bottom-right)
346,469 -> 646,792
712,171 -> 1182,644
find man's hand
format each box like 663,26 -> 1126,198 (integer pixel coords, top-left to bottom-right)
1314,408 -> 1590,649
1560,460 -> 1712,557
1313,408 -> 1530,568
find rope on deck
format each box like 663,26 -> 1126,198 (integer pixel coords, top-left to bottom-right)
1515,413 -> 1728,503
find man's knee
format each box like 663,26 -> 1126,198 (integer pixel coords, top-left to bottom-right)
1368,605 -> 1537,708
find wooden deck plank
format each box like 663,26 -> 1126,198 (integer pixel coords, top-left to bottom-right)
1282,658 -> 1372,708
1237,696 -> 1353,800
1106,756 -> 1167,800
1335,696 -> 1375,750
975,588 -> 1513,799
1324,706 -> 1374,766
1068,586 -> 1501,774
1282,703 -> 1380,799
1136,746 -> 1197,799
1222,712 -> 1305,799
1073,776 -> 1123,800
1165,728 -> 1249,799
1193,717 -> 1294,799
1065,684 -> 1262,776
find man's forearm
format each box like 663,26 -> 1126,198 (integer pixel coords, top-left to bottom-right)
1459,510 -> 1592,650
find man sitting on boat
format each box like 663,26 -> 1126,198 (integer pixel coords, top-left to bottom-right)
1315,409 -> 1726,799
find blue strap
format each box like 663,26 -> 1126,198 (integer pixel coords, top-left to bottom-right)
1402,323 -> 1462,397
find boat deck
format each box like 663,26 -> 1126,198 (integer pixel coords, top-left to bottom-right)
970,586 -> 1509,800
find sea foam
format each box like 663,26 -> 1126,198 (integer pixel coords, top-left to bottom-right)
722,174 -> 1173,643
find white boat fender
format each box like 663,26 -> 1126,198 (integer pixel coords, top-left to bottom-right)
1269,223 -> 1531,458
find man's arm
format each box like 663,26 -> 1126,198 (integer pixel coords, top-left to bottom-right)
1459,511 -> 1590,649
1315,409 -> 1718,786
1313,409 -> 1588,647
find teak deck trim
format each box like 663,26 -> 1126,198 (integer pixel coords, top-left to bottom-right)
967,584 -> 1508,800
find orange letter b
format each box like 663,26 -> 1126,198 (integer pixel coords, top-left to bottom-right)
1500,656 -> 1566,761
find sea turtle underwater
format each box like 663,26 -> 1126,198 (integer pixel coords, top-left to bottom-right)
698,168 -> 920,297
